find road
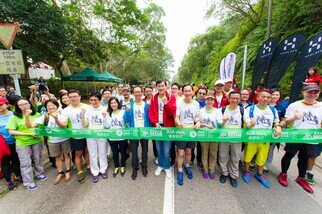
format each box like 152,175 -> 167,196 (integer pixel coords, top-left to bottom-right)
0,145 -> 321,214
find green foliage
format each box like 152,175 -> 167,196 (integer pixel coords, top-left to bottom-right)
179,0 -> 322,93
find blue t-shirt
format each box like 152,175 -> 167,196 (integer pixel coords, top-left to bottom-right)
0,111 -> 15,145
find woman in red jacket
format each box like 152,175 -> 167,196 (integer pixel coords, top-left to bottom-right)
149,80 -> 176,178
305,67 -> 321,86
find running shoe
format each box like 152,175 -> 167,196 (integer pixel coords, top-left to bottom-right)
278,172 -> 288,187
184,166 -> 193,179
254,173 -> 270,188
165,168 -> 173,179
295,177 -> 313,194
242,171 -> 251,183
36,174 -> 47,181
229,176 -> 238,187
120,167 -> 126,177
77,171 -> 85,183
154,157 -> 158,165
197,162 -> 203,170
8,180 -> 17,190
92,175 -> 99,183
202,171 -> 209,179
306,172 -> 315,186
101,171 -> 108,179
189,162 -> 195,168
113,167 -> 120,177
26,183 -> 38,191
155,166 -> 163,176
209,172 -> 215,180
263,165 -> 270,175
249,162 -> 255,171
177,172 -> 184,186
219,174 -> 228,184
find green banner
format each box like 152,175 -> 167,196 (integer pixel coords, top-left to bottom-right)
35,127 -> 322,143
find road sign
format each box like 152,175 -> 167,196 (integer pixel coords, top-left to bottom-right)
0,22 -> 20,50
0,50 -> 25,74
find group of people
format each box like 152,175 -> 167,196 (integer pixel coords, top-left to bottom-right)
0,67 -> 321,195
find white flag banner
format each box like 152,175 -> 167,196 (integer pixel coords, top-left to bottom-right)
224,52 -> 237,79
219,57 -> 225,79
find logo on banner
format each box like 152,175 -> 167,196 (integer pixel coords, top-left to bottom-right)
307,36 -> 322,55
116,130 -> 123,136
262,42 -> 272,55
189,131 -> 197,138
283,38 -> 296,51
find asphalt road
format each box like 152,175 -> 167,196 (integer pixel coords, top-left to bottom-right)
0,144 -> 321,214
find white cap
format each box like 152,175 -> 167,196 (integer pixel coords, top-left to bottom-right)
214,80 -> 225,86
224,78 -> 233,83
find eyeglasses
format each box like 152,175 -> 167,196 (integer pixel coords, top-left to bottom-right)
18,103 -> 30,107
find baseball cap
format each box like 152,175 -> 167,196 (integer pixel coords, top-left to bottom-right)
0,97 -> 9,105
122,86 -> 131,91
205,93 -> 215,100
303,85 -> 320,92
214,80 -> 225,86
224,78 -> 233,83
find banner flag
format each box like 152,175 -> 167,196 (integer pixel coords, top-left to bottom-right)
252,38 -> 279,90
224,52 -> 237,80
219,57 -> 225,79
289,32 -> 322,104
35,127 -> 322,144
266,34 -> 307,89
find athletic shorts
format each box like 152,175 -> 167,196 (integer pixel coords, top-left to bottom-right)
317,143 -> 322,157
284,143 -> 318,158
48,139 -> 71,157
70,138 -> 87,151
176,141 -> 196,150
244,142 -> 269,166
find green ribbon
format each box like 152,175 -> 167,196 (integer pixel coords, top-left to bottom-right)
35,127 -> 322,143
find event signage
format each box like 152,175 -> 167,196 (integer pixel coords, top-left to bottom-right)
224,52 -> 237,80
252,38 -> 279,90
35,127 -> 322,144
289,32 -> 322,104
0,50 -> 25,74
266,34 -> 307,89
219,57 -> 225,79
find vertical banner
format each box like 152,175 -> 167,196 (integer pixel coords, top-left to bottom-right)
224,52 -> 237,79
219,57 -> 226,79
289,32 -> 322,104
252,38 -> 279,90
266,34 -> 307,89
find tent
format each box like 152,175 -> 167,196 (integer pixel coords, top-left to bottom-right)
101,70 -> 123,83
62,67 -> 110,82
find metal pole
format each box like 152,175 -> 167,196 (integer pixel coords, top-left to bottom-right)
242,45 -> 247,89
266,0 -> 273,39
10,73 -> 21,96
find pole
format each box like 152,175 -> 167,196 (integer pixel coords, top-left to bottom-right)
242,45 -> 247,89
266,0 -> 273,39
10,73 -> 21,96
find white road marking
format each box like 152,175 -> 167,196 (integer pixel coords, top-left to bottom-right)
163,167 -> 175,214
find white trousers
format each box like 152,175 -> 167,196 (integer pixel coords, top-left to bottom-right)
86,138 -> 108,176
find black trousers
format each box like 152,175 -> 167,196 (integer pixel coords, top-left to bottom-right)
191,142 -> 202,163
152,140 -> 158,158
1,143 -> 21,182
109,140 -> 127,167
130,139 -> 148,169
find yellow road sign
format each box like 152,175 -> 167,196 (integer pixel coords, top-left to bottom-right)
0,50 -> 25,74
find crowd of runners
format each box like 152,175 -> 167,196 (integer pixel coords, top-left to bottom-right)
0,67 -> 321,195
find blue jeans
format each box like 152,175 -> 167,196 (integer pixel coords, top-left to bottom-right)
156,140 -> 172,169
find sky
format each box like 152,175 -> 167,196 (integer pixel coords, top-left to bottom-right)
147,0 -> 217,76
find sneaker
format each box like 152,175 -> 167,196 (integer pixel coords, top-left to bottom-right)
101,171 -> 108,179
219,174 -> 228,183
242,171 -> 251,183
77,171 -> 85,183
8,180 -> 17,190
26,183 -> 38,191
202,171 -> 209,179
113,167 -> 120,177
14,176 -> 23,183
197,162 -> 203,170
254,173 -> 270,188
295,177 -> 314,194
263,165 -> 270,175
249,162 -> 255,171
92,175 -> 99,183
189,162 -> 194,168
155,166 -> 163,176
36,174 -> 47,181
184,166 -> 193,179
306,172 -> 315,186
209,172 -> 215,180
177,172 -> 184,186
165,168 -> 173,179
278,172 -> 288,187
229,176 -> 238,187
120,167 -> 126,177
154,158 -> 158,165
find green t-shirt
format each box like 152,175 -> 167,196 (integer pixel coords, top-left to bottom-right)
6,113 -> 43,147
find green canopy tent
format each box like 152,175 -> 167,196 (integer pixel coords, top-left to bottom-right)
100,70 -> 123,83
62,67 -> 110,82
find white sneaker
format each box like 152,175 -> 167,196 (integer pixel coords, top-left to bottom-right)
165,168 -> 172,179
155,166 -> 163,176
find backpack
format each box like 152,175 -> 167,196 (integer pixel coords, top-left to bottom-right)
0,135 -> 11,160
249,104 -> 277,119
221,105 -> 244,128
